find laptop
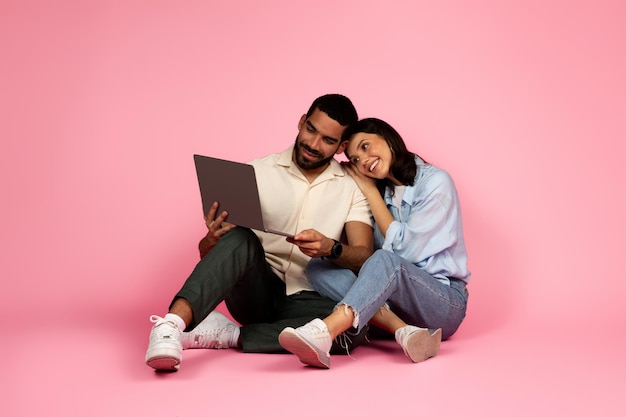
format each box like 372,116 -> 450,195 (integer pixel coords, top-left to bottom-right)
193,154 -> 294,238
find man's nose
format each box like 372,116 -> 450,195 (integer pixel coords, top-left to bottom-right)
310,134 -> 324,149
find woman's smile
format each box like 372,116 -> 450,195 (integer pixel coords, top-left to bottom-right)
368,158 -> 380,173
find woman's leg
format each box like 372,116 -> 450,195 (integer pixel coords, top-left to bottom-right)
346,249 -> 468,340
308,254 -> 431,340
321,300 -> 408,339
308,256 -> 417,340
280,250 -> 450,367
369,307 -> 409,334
324,250 -> 459,363
306,258 -> 358,301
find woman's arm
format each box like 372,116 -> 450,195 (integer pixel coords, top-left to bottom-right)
383,169 -> 460,264
344,163 -> 394,237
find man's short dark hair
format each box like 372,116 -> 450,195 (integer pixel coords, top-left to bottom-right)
306,94 -> 358,128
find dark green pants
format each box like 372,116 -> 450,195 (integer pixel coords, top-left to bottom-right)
171,227 -> 366,353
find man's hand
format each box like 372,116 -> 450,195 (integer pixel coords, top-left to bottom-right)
287,229 -> 333,259
288,222 -> 374,274
199,201 -> 236,258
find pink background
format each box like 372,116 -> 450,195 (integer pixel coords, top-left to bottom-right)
2,0 -> 624,416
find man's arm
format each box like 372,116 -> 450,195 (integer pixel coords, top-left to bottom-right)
288,221 -> 373,274
330,221 -> 374,274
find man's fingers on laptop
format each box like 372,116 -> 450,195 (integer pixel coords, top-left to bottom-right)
221,221 -> 235,230
208,216 -> 235,239
216,221 -> 236,236
204,201 -> 220,228
214,211 -> 230,228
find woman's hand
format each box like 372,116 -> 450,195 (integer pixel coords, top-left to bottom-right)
341,161 -> 378,198
341,161 -> 393,237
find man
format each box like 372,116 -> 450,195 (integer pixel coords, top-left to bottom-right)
145,94 -> 374,371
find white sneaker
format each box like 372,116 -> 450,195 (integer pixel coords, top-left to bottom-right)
395,325 -> 442,363
180,311 -> 239,349
278,319 -> 332,369
145,315 -> 183,371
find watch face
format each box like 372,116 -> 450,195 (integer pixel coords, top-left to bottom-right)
332,240 -> 343,258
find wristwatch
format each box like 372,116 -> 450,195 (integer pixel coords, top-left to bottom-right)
328,239 -> 343,259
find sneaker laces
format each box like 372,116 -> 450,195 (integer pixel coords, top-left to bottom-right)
150,315 -> 180,340
189,324 -> 235,349
335,333 -> 355,359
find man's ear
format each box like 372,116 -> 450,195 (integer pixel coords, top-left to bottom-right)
336,140 -> 348,155
297,114 -> 306,130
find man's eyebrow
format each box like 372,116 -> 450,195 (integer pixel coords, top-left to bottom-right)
307,120 -> 339,143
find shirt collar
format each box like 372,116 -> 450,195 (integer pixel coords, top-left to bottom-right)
277,146 -> 294,167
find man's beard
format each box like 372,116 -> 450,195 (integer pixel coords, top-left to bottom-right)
293,139 -> 335,170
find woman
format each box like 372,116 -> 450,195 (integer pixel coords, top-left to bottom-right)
278,118 -> 470,369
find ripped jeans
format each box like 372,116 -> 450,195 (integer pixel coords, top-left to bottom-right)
307,249 -> 469,340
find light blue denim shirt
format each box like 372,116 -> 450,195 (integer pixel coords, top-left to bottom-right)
374,157 -> 471,284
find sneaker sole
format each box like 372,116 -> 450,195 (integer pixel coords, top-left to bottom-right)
404,328 -> 442,363
278,329 -> 330,369
145,348 -> 181,372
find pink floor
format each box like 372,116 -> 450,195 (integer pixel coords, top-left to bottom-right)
3,1 -> 625,416
7,304 -> 624,416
